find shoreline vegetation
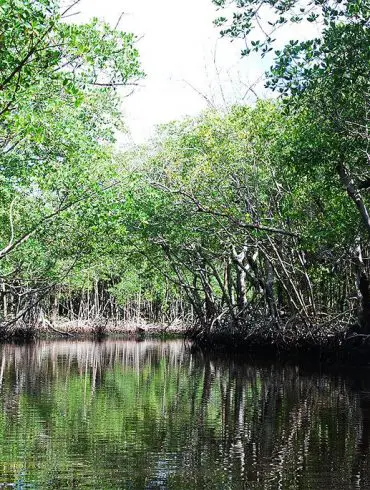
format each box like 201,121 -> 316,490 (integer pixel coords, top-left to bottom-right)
0,0 -> 369,366
42,318 -> 187,340
4,312 -> 370,367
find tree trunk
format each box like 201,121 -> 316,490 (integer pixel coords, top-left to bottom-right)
355,241 -> 370,333
235,249 -> 247,313
359,272 -> 370,332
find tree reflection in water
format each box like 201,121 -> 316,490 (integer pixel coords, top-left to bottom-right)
0,340 -> 368,489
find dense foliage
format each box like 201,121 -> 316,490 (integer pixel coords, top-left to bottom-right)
0,0 -> 143,335
0,0 -> 369,346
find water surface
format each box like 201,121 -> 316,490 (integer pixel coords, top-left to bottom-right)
0,340 -> 369,489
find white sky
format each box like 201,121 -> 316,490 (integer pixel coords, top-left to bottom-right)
75,0 -> 318,143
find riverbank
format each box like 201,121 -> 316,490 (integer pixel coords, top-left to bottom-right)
188,321 -> 370,366
4,316 -> 370,366
4,318 -> 187,341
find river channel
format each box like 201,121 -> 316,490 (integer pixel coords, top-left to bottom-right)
0,339 -> 368,489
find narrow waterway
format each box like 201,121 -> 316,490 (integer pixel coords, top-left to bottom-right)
0,339 -> 368,489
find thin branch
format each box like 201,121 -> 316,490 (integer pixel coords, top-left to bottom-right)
152,182 -> 299,238
114,12 -> 125,30
0,181 -> 120,261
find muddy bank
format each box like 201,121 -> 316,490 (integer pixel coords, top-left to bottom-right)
3,318 -> 187,341
188,324 -> 370,366
5,316 -> 370,367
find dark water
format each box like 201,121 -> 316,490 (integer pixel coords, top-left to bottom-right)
0,341 -> 369,489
